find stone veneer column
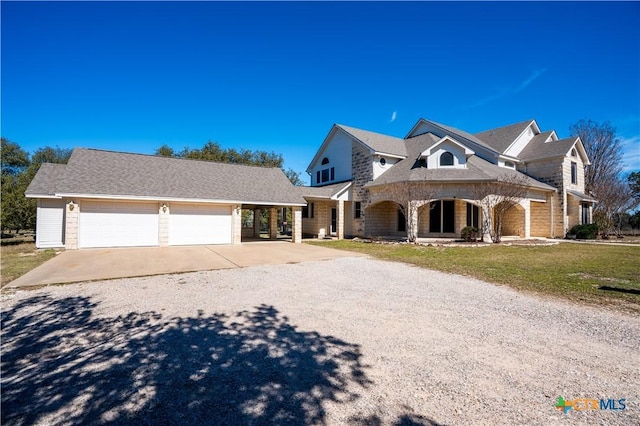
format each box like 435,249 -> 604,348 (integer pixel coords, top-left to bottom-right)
522,199 -> 531,239
232,205 -> 242,244
292,206 -> 302,243
65,200 -> 79,249
337,199 -> 344,239
269,208 -> 278,240
158,203 -> 170,247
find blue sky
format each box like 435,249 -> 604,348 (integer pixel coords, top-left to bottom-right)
2,1 -> 639,183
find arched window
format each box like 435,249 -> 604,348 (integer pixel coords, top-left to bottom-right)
571,148 -> 577,157
440,152 -> 454,166
321,157 -> 330,165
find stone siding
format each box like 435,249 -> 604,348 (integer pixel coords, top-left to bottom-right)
351,142 -> 373,236
530,200 -> 550,237
65,200 -> 79,250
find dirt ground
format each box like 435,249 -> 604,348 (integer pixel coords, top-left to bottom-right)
2,257 -> 638,425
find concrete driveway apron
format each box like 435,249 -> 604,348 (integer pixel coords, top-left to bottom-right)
5,242 -> 361,288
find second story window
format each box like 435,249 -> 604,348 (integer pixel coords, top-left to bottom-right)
322,157 -> 330,165
571,162 -> 577,184
321,169 -> 329,183
440,151 -> 454,166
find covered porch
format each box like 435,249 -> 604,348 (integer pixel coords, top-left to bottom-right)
239,204 -> 304,243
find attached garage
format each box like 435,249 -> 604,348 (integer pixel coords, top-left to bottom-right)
79,201 -> 159,248
25,148 -> 307,249
169,203 -> 232,245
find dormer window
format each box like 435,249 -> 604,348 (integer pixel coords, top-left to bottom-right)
321,157 -> 330,165
379,157 -> 386,166
504,161 -> 515,169
440,152 -> 454,166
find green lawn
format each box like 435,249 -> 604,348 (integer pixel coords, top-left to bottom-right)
309,240 -> 640,314
1,242 -> 58,287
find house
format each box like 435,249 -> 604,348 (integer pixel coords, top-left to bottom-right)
26,148 -> 306,249
301,118 -> 595,240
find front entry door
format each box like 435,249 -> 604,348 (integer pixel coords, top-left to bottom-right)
331,208 -> 337,234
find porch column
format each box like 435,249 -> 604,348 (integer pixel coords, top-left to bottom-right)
292,206 -> 302,243
269,207 -> 278,240
254,208 -> 261,238
481,203 -> 492,242
232,205 -> 242,244
409,200 -> 419,241
522,199 -> 531,239
337,199 -> 344,240
317,203 -> 327,239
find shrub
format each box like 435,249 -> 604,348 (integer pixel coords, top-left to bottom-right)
461,226 -> 479,242
568,224 -> 599,239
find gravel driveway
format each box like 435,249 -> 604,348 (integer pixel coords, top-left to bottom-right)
2,256 -> 638,425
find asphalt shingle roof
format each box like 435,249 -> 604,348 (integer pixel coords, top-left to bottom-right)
299,181 -> 352,199
518,136 -> 578,162
337,124 -> 407,157
474,120 -> 533,153
366,132 -> 555,191
26,148 -> 306,205
25,163 -> 68,196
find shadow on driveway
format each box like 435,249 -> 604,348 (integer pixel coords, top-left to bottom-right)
1,296 -> 371,425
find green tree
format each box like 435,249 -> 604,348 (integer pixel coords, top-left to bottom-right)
1,137 -> 30,176
1,142 -> 72,233
155,144 -> 176,157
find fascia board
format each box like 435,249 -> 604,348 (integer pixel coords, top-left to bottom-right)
54,193 -> 307,206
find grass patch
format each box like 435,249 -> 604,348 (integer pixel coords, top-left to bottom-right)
1,242 -> 58,287
310,240 -> 640,314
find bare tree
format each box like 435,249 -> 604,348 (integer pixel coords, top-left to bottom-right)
384,180 -> 440,243
593,175 -> 639,238
569,119 -> 624,195
570,120 -> 637,237
470,174 -> 530,243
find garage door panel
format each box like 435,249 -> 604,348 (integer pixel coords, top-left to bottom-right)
169,204 -> 231,245
80,201 -> 159,248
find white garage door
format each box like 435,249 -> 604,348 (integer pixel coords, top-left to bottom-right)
80,201 -> 159,248
169,204 -> 232,245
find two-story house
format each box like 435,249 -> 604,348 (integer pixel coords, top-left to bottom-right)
301,118 -> 595,240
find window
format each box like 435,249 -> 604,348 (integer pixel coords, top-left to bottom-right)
571,162 -> 577,184
440,152 -> 454,166
302,205 -> 309,218
504,161 -> 515,169
379,157 -> 386,166
322,157 -> 330,165
397,209 -> 406,232
430,200 -> 455,233
466,203 -> 479,228
330,167 -> 335,181
571,148 -> 577,157
581,203 -> 590,224
354,201 -> 362,219
310,202 -> 315,218
321,169 -> 329,183
316,171 -> 320,184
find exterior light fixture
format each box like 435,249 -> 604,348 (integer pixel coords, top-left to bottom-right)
162,203 -> 168,213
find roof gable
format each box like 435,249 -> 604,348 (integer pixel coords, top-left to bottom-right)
518,136 -> 589,163
474,120 -> 536,153
420,136 -> 475,158
405,118 -> 499,160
